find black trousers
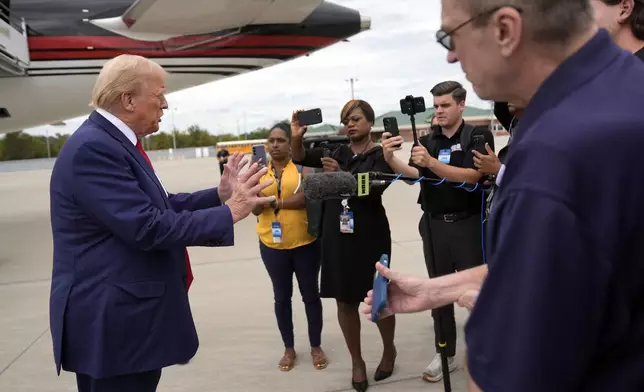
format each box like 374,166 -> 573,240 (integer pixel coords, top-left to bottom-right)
76,370 -> 162,392
419,212 -> 484,357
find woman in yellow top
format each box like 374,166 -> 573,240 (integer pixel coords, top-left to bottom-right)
252,122 -> 327,372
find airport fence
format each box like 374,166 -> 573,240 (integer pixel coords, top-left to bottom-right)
0,146 -> 218,173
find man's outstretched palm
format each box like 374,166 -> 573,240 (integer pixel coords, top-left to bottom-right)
217,152 -> 246,203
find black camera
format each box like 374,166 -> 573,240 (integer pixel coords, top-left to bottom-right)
400,95 -> 426,116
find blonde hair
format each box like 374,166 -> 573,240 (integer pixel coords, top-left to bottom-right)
89,54 -> 164,109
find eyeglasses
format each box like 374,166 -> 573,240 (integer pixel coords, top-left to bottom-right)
435,6 -> 522,51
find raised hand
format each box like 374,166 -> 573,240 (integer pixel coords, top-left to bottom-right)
217,152 -> 248,203
321,157 -> 341,172
473,143 -> 501,175
381,132 -> 404,162
225,162 -> 275,223
410,144 -> 434,168
361,262 -> 432,321
291,110 -> 308,139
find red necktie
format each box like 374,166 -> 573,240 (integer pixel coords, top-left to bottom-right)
136,140 -> 194,291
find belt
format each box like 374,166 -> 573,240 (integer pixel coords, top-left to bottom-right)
428,211 -> 474,223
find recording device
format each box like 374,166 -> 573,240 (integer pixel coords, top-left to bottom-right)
382,117 -> 401,149
297,108 -> 323,126
472,134 -> 487,155
303,134 -> 349,150
301,172 -> 387,201
371,254 -> 390,322
302,171 -> 481,202
252,144 -> 267,166
398,93 -> 451,390
400,95 -> 426,116
400,95 -> 426,145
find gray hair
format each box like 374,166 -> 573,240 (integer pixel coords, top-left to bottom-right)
465,0 -> 594,44
89,54 -> 165,110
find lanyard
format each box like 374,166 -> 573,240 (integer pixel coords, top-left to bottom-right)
272,166 -> 282,217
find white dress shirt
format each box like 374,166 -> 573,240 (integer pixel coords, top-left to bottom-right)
96,108 -> 168,196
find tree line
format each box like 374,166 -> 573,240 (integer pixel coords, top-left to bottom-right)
0,124 -> 274,162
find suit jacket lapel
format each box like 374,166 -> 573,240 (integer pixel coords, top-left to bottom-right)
89,111 -> 170,207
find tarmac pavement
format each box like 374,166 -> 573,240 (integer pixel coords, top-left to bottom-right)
0,140 -> 509,391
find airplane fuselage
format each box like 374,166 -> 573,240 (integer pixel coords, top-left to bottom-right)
0,0 -> 368,134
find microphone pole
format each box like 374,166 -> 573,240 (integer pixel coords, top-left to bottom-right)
410,111 -> 452,392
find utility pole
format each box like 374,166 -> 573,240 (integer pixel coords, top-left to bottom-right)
171,107 -> 177,150
346,78 -> 358,99
46,128 -> 51,159
243,112 -> 247,140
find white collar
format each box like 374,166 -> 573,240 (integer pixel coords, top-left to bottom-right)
96,108 -> 138,146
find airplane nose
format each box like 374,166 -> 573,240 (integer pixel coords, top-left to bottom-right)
360,15 -> 371,31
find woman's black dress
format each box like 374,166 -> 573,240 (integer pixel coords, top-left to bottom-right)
295,143 -> 394,303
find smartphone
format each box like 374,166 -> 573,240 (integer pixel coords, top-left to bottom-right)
371,254 -> 390,323
382,117 -> 401,148
297,108 -> 323,126
252,144 -> 267,166
472,135 -> 487,155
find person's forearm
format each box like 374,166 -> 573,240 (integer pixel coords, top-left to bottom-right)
422,265 -> 488,309
279,193 -> 305,210
427,160 -> 481,184
291,136 -> 305,162
385,155 -> 420,183
252,205 -> 264,216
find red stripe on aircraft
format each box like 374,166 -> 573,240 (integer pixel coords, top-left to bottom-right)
28,35 -> 338,50
29,47 -> 310,61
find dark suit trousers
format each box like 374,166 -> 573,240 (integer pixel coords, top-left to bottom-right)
418,213 -> 483,358
76,370 -> 162,392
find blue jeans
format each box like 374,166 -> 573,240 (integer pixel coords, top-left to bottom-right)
259,240 -> 323,348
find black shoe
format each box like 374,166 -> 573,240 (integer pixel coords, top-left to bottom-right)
374,349 -> 396,381
374,368 -> 393,382
352,379 -> 368,392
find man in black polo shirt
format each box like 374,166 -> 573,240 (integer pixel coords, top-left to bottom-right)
592,0 -> 644,60
382,80 -> 494,383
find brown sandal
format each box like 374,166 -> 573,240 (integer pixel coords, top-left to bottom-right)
279,350 -> 296,371
311,348 -> 328,370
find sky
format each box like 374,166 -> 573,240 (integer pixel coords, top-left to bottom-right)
25,0 -> 492,137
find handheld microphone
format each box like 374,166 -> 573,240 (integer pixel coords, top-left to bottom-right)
302,172 -> 387,201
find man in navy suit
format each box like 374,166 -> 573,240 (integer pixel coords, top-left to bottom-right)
49,54 -> 275,392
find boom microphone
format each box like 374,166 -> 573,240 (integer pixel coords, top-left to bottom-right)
303,172 -> 356,200
302,172 -> 388,201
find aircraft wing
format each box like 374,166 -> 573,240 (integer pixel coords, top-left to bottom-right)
90,0 -> 325,41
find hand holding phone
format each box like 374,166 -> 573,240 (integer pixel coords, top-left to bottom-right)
297,108 -> 323,127
383,117 -> 402,149
252,144 -> 267,166
472,135 -> 487,155
371,254 -> 390,323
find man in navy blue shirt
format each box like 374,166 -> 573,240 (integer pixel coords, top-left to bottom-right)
362,0 -> 644,391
